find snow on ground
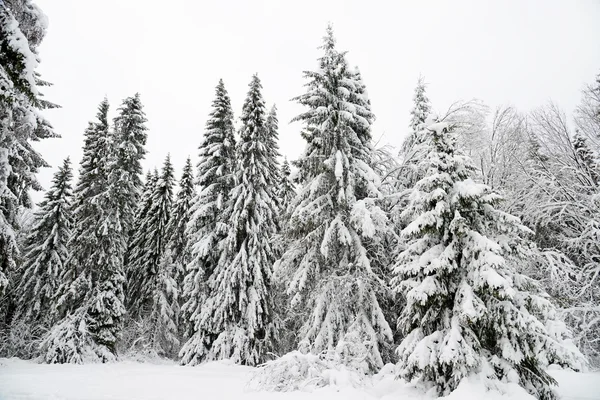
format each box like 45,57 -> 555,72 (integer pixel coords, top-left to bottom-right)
0,358 -> 598,400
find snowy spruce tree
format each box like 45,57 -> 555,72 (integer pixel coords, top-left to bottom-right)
276,27 -> 393,372
180,74 -> 278,366
0,0 -> 56,306
265,104 -> 281,191
166,156 -> 195,285
64,98 -> 111,288
278,157 -> 296,215
127,155 -> 174,314
392,118 -> 581,399
125,169 -> 158,297
112,93 -> 148,234
180,79 -> 236,338
13,158 -> 72,327
398,76 -> 432,188
144,248 -> 180,358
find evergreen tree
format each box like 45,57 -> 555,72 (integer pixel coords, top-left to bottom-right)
180,79 -> 236,338
130,155 -> 175,314
13,158 -> 72,326
112,93 -> 148,234
392,118 -> 581,399
53,99 -> 112,320
276,27 -> 392,372
0,0 -> 56,303
180,74 -> 277,366
399,76 -> 432,183
145,248 -> 180,358
166,156 -> 195,285
265,104 -> 281,189
278,158 -> 296,215
125,169 -> 158,299
573,130 -> 599,186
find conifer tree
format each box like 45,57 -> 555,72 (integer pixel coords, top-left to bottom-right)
145,248 -> 180,358
180,79 -> 236,337
112,93 -> 148,234
54,98 -> 112,318
166,157 -> 195,284
276,27 -> 392,372
399,76 -> 432,184
265,104 -> 281,188
13,158 -> 72,326
125,169 -> 158,298
573,131 -> 599,186
180,75 -> 277,366
392,118 -> 581,400
129,155 -> 175,313
0,1 -> 56,302
278,158 -> 296,215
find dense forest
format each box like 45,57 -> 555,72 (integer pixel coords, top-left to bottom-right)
1,1 -> 599,399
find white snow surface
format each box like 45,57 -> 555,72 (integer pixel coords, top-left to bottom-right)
0,358 -> 598,400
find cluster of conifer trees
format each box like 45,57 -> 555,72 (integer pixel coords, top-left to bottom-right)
2,1 -> 600,399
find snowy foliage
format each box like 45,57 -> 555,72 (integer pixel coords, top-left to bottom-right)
0,0 -> 56,303
13,158 -> 72,327
166,157 -> 195,285
180,79 -> 236,340
392,118 -> 583,400
276,26 -> 393,373
181,75 -> 278,366
41,94 -> 148,363
111,93 -> 148,234
127,155 -> 175,315
248,350 -> 367,392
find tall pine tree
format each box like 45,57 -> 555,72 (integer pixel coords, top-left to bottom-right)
392,118 -> 581,399
0,0 -> 56,306
128,155 -> 175,314
112,93 -> 148,235
125,169 -> 158,305
180,79 -> 236,339
166,157 -> 195,285
278,157 -> 296,215
180,75 -> 278,366
276,27 -> 393,372
13,158 -> 72,327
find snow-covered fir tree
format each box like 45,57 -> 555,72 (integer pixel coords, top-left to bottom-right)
13,158 -> 72,327
180,74 -> 278,366
0,0 -> 56,306
573,131 -> 599,186
399,76 -> 432,185
112,93 -> 148,234
276,27 -> 393,372
392,118 -> 581,400
125,169 -> 157,295
166,157 -> 195,285
180,79 -> 236,338
145,248 -> 180,358
128,155 -> 175,314
265,104 -> 281,190
278,157 -> 296,215
53,98 -> 112,320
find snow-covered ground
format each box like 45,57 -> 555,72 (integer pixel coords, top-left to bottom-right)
0,358 -> 598,400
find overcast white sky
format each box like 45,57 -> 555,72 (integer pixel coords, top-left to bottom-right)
32,0 -> 600,202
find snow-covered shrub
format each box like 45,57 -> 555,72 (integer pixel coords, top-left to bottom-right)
0,319 -> 46,359
247,350 -> 367,392
40,308 -> 100,364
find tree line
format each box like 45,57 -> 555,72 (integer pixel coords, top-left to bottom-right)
1,2 -> 599,399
